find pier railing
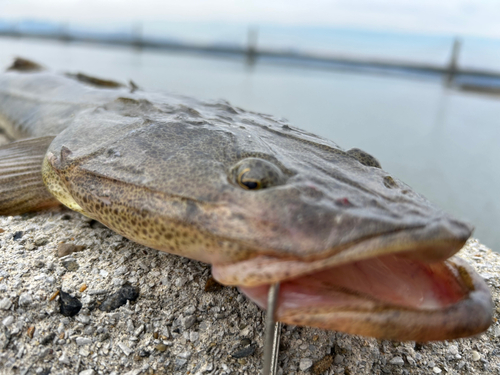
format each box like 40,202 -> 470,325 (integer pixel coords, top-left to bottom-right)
2,27 -> 500,92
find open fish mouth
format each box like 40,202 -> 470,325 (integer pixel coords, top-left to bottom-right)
237,255 -> 491,341
213,225 -> 492,341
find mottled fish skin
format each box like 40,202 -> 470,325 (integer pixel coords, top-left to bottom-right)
0,63 -> 492,341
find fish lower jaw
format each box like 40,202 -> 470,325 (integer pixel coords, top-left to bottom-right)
232,255 -> 492,341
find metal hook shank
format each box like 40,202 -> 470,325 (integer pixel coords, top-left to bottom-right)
263,283 -> 281,375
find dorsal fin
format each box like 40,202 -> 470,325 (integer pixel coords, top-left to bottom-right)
65,73 -> 124,88
7,58 -> 44,72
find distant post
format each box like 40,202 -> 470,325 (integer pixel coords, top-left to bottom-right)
132,22 -> 143,50
446,37 -> 462,86
59,22 -> 71,42
246,27 -> 258,66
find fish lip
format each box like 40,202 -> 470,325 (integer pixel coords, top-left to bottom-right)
212,216 -> 474,287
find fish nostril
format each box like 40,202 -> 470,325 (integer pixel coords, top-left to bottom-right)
383,176 -> 398,189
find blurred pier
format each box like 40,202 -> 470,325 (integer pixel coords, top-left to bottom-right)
2,24 -> 500,93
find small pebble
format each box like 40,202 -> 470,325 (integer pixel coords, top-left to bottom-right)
57,243 -> 85,257
79,370 -> 95,375
99,284 -> 139,312
34,237 -> 49,246
62,259 -> 79,271
118,342 -> 133,356
0,297 -> 12,310
183,315 -> 197,329
27,326 -> 35,338
76,337 -> 92,346
59,351 -> 70,365
494,326 -> 500,337
471,350 -> 481,361
59,290 -> 82,317
2,315 -> 14,326
155,344 -> 167,352
299,358 -> 313,371
41,333 -> 56,345
19,292 -> 33,306
433,367 -> 442,374
334,354 -> 344,364
231,345 -> 255,358
389,356 -> 405,366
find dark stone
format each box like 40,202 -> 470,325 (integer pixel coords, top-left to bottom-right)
59,290 -> 82,317
231,344 -> 255,358
204,276 -> 224,292
89,220 -> 106,229
41,332 -> 56,345
99,284 -> 140,312
13,231 -> 23,240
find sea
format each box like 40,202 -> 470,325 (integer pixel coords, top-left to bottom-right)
0,23 -> 499,251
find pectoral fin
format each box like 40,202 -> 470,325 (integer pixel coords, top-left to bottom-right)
0,137 -> 60,215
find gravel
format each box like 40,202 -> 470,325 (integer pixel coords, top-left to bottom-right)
0,209 -> 499,375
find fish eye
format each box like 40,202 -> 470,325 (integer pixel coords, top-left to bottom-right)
231,158 -> 287,190
238,168 -> 262,190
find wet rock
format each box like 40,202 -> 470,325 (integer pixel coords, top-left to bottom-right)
98,284 -> 139,312
57,243 -> 85,257
59,290 -> 82,317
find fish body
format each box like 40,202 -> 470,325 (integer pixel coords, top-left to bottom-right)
0,60 -> 492,341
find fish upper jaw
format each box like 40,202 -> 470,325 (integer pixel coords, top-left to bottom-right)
212,215 -> 473,287
211,221 -> 491,342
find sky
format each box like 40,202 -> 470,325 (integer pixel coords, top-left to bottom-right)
1,0 -> 500,38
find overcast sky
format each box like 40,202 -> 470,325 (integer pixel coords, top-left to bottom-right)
1,0 -> 500,38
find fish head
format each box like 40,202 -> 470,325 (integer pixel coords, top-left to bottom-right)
42,96 -> 491,340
